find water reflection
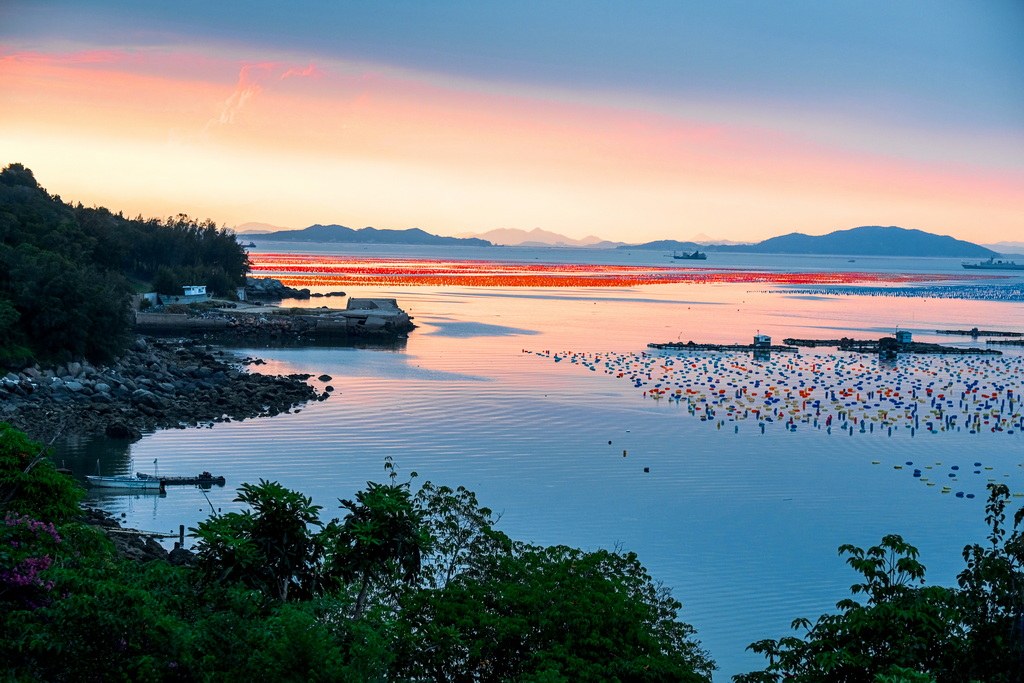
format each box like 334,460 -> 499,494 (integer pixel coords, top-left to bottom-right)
56,432 -> 138,481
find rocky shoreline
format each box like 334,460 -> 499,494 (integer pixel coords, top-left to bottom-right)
0,336 -> 328,442
80,506 -> 198,565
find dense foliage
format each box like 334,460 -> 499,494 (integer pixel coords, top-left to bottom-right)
0,163 -> 249,363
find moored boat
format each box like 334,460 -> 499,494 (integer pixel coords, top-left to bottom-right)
86,475 -> 163,490
673,250 -> 707,260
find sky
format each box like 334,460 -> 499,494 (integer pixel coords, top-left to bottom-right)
1,1 -> 1022,244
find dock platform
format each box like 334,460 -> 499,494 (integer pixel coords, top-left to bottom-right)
648,342 -> 798,352
137,472 -> 226,487
936,328 -> 1022,337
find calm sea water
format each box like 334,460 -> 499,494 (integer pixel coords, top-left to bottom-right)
58,245 -> 1024,680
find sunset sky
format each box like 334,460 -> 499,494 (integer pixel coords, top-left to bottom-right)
1,1 -> 1022,244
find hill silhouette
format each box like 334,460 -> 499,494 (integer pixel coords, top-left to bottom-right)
241,224 -> 492,247
624,226 -> 997,257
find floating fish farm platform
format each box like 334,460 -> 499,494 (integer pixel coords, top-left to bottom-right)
936,328 -> 1023,337
647,341 -> 798,352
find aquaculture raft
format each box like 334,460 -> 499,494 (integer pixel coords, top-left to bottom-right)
936,328 -> 1023,337
648,341 -> 798,353
782,337 -> 1001,356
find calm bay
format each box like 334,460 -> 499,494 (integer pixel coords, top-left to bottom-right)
58,246 -> 1024,679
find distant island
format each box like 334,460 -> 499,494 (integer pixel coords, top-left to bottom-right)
622,226 -> 998,258
240,223 -> 999,257
239,224 -> 493,247
455,227 -> 626,248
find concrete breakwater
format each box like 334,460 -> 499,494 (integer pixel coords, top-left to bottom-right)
0,336 -> 325,442
135,297 -> 415,337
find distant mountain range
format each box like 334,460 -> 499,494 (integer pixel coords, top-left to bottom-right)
234,221 -> 290,234
455,227 -> 625,248
238,222 -> 1001,258
623,226 -> 998,258
237,224 -> 492,246
984,241 -> 1024,255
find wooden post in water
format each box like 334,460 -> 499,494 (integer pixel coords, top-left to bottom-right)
179,525 -> 185,548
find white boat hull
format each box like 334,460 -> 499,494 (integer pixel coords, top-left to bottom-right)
86,475 -> 163,490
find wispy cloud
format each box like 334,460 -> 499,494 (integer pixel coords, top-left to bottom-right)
204,61 -> 321,132
281,63 -> 321,80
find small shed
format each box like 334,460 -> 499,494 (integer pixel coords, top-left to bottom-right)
895,330 -> 912,344
753,334 -> 771,348
183,285 -> 207,297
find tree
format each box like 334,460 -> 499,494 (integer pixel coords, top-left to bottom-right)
0,163 -> 250,363
414,480 -> 508,589
392,542 -> 715,682
191,480 -> 333,601
329,460 -> 431,618
955,483 -> 1024,681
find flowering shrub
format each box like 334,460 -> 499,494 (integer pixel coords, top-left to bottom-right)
0,422 -> 83,521
0,512 -> 62,609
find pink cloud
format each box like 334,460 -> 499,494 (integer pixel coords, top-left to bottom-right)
281,63 -> 321,80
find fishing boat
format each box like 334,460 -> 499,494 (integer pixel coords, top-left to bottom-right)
962,257 -> 1024,271
672,250 -> 707,260
85,474 -> 163,490
86,459 -> 163,490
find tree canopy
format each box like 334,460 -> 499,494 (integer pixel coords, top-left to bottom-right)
0,163 -> 249,363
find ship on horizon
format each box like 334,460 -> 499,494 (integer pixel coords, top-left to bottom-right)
962,256 -> 1024,271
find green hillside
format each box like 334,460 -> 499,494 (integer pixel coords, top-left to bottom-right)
0,163 -> 249,364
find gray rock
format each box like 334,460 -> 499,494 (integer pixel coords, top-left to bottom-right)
65,381 -> 85,392
168,547 -> 197,567
131,389 -> 160,408
94,382 -> 112,393
67,361 -> 82,377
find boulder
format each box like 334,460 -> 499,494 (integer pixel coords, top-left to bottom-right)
168,547 -> 197,567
